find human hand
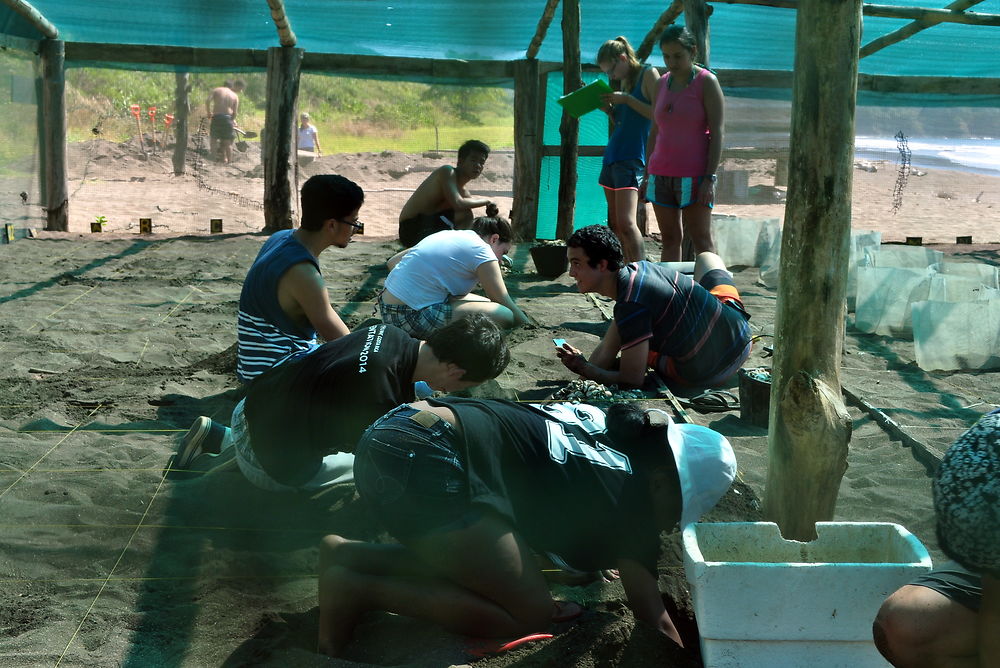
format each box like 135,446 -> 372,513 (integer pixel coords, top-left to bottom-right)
601,92 -> 629,107
638,176 -> 649,202
556,342 -> 588,375
485,201 -> 499,218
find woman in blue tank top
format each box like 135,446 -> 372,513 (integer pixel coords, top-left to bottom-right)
596,37 -> 660,264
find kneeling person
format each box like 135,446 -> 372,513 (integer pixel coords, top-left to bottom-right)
557,224 -> 751,389
177,315 -> 509,493
317,399 -> 736,656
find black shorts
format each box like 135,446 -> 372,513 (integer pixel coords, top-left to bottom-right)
910,561 -> 982,612
398,210 -> 455,248
210,114 -> 236,141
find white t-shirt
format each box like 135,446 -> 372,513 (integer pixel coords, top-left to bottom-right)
385,230 -> 497,309
298,124 -> 319,150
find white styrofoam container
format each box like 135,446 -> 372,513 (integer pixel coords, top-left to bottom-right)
683,522 -> 932,668
913,298 -> 1000,371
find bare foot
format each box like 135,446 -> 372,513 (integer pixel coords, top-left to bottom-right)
317,565 -> 363,657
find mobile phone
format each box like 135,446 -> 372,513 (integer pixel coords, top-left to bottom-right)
553,338 -> 567,348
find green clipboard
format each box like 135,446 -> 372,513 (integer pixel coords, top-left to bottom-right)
556,79 -> 613,118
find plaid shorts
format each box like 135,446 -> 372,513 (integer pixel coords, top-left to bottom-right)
379,296 -> 453,339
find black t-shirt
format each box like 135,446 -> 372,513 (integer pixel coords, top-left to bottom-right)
432,397 -> 661,573
245,324 -> 418,485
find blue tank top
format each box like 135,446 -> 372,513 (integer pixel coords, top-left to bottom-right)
237,229 -> 321,382
604,64 -> 653,165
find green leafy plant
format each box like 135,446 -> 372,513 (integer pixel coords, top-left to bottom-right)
93,215 -> 108,227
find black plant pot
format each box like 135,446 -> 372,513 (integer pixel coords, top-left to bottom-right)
530,244 -> 568,279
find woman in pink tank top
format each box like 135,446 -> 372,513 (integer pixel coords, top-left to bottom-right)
644,25 -> 725,262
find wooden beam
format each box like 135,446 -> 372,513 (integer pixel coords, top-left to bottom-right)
526,0 -> 560,60
265,0 -> 296,47
861,0 -> 984,57
38,39 -> 68,231
302,53 -> 513,80
637,0 -> 684,62
262,46 -> 303,232
858,72 -> 1000,95
763,0 -> 862,541
1,0 -> 58,39
556,0 -> 581,241
513,59 -> 544,242
709,0 -> 1000,25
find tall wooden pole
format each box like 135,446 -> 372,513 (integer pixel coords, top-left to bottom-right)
555,0 -> 581,241
683,0 -> 711,67
172,71 -> 189,176
763,0 -> 862,541
513,58 -> 543,242
263,46 -> 303,232
39,39 -> 67,231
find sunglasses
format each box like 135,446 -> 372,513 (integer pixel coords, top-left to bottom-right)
340,218 -> 364,235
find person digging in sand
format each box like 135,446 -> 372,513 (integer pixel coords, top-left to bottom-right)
176,315 -> 509,492
556,224 -> 751,389
316,399 -> 736,656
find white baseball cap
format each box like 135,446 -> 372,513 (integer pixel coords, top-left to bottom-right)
648,409 -> 737,527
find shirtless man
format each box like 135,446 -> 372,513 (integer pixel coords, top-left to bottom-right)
397,139 -> 500,247
206,79 -> 246,164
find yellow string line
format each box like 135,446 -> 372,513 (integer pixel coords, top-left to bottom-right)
0,522 -> 322,534
11,428 -> 191,434
6,573 -> 315,584
0,404 -> 103,500
56,454 -> 170,666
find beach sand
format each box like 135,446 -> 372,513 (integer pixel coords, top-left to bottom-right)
1,140 -> 999,667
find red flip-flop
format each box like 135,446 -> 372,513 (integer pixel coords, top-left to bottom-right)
466,633 -> 553,658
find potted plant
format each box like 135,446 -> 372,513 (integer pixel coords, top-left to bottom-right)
529,239 -> 568,279
91,215 -> 108,233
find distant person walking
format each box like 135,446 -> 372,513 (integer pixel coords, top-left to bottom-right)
645,25 -> 724,262
597,36 -> 659,264
397,139 -> 499,248
298,112 -> 322,154
206,78 -> 246,165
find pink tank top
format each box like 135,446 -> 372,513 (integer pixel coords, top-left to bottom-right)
648,67 -> 710,177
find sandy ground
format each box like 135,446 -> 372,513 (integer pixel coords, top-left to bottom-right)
1,137 -> 997,244
0,139 -> 999,666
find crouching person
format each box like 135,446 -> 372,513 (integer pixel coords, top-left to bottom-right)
317,399 -> 736,656
176,315 -> 509,493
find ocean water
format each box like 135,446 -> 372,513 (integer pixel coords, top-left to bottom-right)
855,136 -> 1000,177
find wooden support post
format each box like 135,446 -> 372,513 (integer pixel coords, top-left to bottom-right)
763,0 -> 862,541
513,58 -> 543,242
637,0 -> 684,62
39,39 -> 68,232
172,72 -> 189,175
263,46 -> 303,232
556,0 -> 581,241
683,0 -> 711,67
526,0 -> 560,60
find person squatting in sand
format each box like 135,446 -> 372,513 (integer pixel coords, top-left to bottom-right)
206,78 -> 246,164
873,408 -> 1000,667
596,36 -> 659,264
176,315 -> 509,492
237,174 -> 363,383
556,225 -> 751,389
397,139 -> 500,248
316,399 -> 736,656
379,216 -> 530,339
645,25 -> 725,262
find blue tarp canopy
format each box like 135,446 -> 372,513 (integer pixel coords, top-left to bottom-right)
1,0 -> 998,81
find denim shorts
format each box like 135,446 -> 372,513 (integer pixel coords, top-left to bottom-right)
599,159 -> 643,190
354,404 -> 476,543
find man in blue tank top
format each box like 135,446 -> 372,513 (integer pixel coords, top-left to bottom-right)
237,174 -> 364,382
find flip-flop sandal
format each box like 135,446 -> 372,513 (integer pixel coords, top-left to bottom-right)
679,390 -> 740,413
465,633 -> 554,658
